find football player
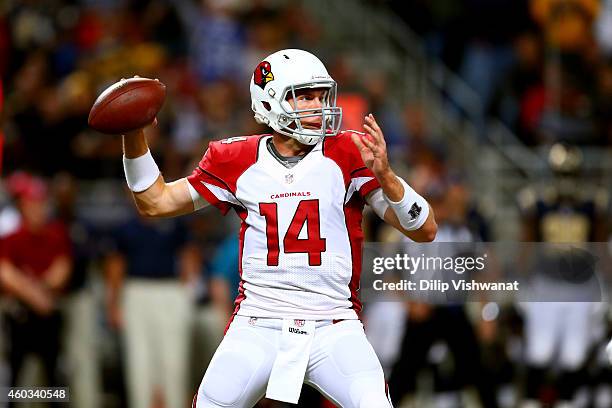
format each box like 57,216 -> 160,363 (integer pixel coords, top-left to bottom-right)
121,49 -> 437,408
517,143 -> 608,407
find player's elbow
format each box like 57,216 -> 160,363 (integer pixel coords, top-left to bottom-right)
135,201 -> 163,218
412,218 -> 437,242
132,189 -> 171,218
417,207 -> 437,242
422,220 -> 437,242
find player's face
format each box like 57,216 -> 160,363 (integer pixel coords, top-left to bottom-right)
286,88 -> 328,129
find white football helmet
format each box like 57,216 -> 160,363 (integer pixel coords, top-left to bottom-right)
250,49 -> 342,145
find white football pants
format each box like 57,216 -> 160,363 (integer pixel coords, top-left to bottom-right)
194,316 -> 393,408
523,301 -> 594,370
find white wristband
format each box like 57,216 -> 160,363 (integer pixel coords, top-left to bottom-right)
384,176 -> 429,231
123,150 -> 160,192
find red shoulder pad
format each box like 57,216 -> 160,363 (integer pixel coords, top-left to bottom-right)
196,135 -> 265,193
187,134 -> 266,214
323,130 -> 369,183
324,130 -> 380,198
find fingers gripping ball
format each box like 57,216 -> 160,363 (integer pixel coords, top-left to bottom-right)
88,77 -> 166,134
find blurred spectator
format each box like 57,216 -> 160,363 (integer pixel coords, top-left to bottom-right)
389,179 -> 500,407
364,301 -> 407,376
208,234 -> 241,305
530,0 -> 600,53
178,0 -> 247,84
104,211 -> 199,408
595,60 -> 612,145
0,77 -> 4,174
402,102 -> 448,176
492,31 -> 544,142
0,183 -> 19,239
190,233 -> 236,395
196,80 -> 246,141
183,210 -> 236,396
388,0 -> 468,70
52,173 -> 102,408
458,0 -> 530,111
327,55 -> 371,131
363,75 -> 406,152
537,60 -> 600,145
241,3 -> 296,73
0,174 -> 72,393
595,0 -> 612,57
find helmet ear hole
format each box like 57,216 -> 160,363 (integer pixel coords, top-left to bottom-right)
262,101 -> 271,111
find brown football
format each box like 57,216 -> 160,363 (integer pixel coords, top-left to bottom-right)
88,77 -> 166,134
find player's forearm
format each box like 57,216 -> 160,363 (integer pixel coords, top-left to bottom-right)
122,129 -> 195,217
376,169 -> 404,202
122,128 -> 163,216
122,129 -> 149,158
132,178 -> 195,217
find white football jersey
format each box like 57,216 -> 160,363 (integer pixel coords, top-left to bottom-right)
187,131 -> 380,322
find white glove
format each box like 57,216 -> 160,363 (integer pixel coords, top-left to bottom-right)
606,338 -> 612,365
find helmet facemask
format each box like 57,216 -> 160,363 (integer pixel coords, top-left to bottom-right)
276,81 -> 342,145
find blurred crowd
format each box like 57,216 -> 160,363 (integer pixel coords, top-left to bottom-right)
389,0 -> 612,146
0,0 -> 611,407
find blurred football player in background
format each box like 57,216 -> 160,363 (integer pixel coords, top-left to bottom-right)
517,143 -> 608,407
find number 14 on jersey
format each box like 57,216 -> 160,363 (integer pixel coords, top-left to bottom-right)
259,199 -> 326,266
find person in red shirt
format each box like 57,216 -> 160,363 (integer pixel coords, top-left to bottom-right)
0,173 -> 72,389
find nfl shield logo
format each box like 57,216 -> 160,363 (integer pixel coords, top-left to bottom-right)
285,173 -> 294,184
294,319 -> 305,327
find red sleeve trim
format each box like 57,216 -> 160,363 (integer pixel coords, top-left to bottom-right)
187,169 -> 232,215
359,178 -> 380,199
351,166 -> 372,178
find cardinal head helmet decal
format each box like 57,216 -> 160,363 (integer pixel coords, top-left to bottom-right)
253,61 -> 274,90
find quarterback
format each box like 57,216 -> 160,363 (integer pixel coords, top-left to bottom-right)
121,49 -> 436,407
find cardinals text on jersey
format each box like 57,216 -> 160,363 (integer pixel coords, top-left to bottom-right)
187,131 -> 380,322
